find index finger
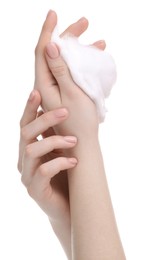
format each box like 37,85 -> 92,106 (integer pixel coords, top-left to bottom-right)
35,10 -> 57,55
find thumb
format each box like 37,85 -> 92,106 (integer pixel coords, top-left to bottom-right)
45,42 -> 75,94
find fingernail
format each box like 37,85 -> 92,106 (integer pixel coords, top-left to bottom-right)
77,17 -> 87,23
47,9 -> 53,15
97,40 -> 105,45
54,108 -> 68,118
69,158 -> 78,165
46,9 -> 54,18
47,42 -> 59,59
64,136 -> 77,143
28,90 -> 35,101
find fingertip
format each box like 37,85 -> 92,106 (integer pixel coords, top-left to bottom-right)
54,108 -> 69,118
44,9 -> 57,33
46,9 -> 57,19
75,17 -> 89,35
77,17 -> 89,28
68,158 -> 78,166
93,40 -> 106,50
20,90 -> 41,128
61,16 -> 89,38
28,90 -> 35,101
46,10 -> 57,25
28,90 -> 41,106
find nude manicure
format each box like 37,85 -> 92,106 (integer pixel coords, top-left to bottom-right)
47,43 -> 59,59
64,136 -> 77,143
55,108 -> 68,118
28,90 -> 35,101
69,158 -> 78,165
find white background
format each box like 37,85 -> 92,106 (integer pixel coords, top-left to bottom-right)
0,0 -> 144,259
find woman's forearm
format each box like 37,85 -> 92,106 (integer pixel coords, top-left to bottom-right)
68,137 -> 126,260
49,214 -> 72,260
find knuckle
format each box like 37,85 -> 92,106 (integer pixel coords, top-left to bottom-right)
24,144 -> 33,159
19,118 -> 24,128
41,112 -> 50,124
34,42 -> 44,56
20,126 -> 29,141
43,185 -> 52,200
27,185 -> 34,198
51,136 -> 64,149
17,161 -> 22,173
58,157 -> 66,169
38,165 -> 47,177
51,64 -> 66,78
41,111 -> 54,127
34,44 -> 40,56
21,174 -> 27,187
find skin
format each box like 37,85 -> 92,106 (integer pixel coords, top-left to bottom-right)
18,91 -> 78,258
18,11 -> 105,259
18,10 -> 126,260
34,10 -> 106,112
45,40 -> 126,260
34,10 -> 106,258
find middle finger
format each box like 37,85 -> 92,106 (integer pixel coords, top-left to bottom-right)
21,108 -> 68,142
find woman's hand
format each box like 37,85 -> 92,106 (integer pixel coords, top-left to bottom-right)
30,11 -> 126,259
34,10 -> 89,111
17,90 -> 78,221
34,10 -> 106,141
45,43 -> 100,140
44,38 -> 126,260
17,90 -> 78,258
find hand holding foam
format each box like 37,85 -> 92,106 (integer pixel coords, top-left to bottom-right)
52,26 -> 116,122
